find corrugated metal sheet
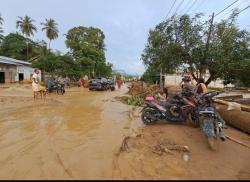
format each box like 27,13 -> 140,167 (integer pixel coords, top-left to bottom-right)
0,56 -> 31,66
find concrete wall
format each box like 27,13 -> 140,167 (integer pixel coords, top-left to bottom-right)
0,63 -> 17,83
0,64 -> 40,83
164,73 -> 234,88
15,65 -> 35,81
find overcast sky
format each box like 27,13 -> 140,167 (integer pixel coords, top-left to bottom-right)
1,0 -> 249,75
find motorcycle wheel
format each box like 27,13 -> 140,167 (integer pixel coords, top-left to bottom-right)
141,108 -> 158,125
57,88 -> 64,95
208,137 -> 217,151
203,118 -> 217,150
191,113 -> 200,128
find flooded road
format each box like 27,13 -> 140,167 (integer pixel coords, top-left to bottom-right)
0,84 -> 249,180
0,86 -> 141,179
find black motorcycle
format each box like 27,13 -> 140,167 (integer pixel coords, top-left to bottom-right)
198,91 -> 226,149
47,81 -> 65,95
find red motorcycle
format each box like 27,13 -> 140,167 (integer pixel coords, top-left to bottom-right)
141,91 -> 201,126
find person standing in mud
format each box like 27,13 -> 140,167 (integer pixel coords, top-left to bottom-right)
180,76 -> 194,96
32,69 -> 40,100
117,79 -> 123,89
195,78 -> 208,94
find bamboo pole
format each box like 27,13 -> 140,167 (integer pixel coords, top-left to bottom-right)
226,135 -> 250,149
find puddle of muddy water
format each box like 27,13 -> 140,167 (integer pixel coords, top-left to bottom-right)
0,86 -> 144,179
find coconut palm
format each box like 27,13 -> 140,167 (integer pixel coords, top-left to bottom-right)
41,19 -> 59,50
0,13 -> 4,40
16,15 -> 37,59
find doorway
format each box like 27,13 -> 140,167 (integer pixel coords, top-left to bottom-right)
19,73 -> 24,82
0,72 -> 5,83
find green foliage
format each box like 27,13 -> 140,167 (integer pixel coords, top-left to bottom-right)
142,12 -> 250,86
41,19 -> 59,49
16,15 -> 37,37
0,13 -> 4,41
16,15 -> 37,59
141,66 -> 160,84
127,96 -> 144,106
54,54 -> 82,80
65,26 -> 111,78
0,33 -> 41,60
1,17 -> 112,81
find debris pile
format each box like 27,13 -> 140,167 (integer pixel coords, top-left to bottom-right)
152,140 -> 190,156
126,82 -> 161,106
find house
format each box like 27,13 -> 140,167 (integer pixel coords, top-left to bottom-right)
0,56 -> 38,83
164,70 -> 234,88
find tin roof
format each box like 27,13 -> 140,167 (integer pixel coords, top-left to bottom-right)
0,56 -> 31,66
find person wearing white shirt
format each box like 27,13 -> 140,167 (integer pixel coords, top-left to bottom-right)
32,69 -> 40,100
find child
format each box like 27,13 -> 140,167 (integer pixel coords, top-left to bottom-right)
39,82 -> 47,99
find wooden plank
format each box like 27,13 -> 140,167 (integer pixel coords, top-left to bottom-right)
216,94 -> 243,100
214,98 -> 250,113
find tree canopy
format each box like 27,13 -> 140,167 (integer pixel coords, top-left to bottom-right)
142,12 -> 250,86
0,33 -> 42,60
41,18 -> 59,49
16,15 -> 37,37
65,26 -> 112,78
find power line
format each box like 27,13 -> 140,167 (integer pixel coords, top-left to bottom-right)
236,5 -> 250,15
166,0 -> 177,19
223,5 -> 250,37
185,0 -> 198,14
217,0 -> 249,19
201,0 -> 241,26
172,0 -> 185,16
214,0 -> 240,17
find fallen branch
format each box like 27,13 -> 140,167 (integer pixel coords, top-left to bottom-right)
120,136 -> 130,152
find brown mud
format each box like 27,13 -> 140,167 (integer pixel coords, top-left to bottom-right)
0,84 -> 249,180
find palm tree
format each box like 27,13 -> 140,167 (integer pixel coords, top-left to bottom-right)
41,19 -> 59,50
0,13 -> 4,40
16,15 -> 37,59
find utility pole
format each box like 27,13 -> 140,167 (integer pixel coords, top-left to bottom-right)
160,68 -> 163,89
201,12 -> 215,78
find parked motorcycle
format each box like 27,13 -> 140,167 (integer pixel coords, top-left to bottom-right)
141,90 -> 200,127
141,90 -> 226,150
198,91 -> 226,149
47,80 -> 65,95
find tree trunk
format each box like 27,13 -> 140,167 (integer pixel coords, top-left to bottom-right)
26,40 -> 29,60
205,75 -> 214,86
191,72 -> 198,82
49,39 -> 51,50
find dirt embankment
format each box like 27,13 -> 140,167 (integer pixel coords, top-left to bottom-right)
114,120 -> 250,180
112,83 -> 250,180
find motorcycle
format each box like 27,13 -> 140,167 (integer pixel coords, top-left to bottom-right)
141,90 -> 200,127
198,91 -> 226,149
47,80 -> 65,95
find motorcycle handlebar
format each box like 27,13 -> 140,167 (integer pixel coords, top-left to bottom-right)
202,91 -> 222,99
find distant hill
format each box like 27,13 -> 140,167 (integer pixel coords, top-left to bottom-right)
112,69 -> 139,77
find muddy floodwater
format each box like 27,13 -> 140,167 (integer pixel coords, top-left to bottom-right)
0,86 -> 142,179
0,85 -> 250,180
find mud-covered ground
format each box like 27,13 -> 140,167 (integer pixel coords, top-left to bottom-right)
0,84 -> 249,180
